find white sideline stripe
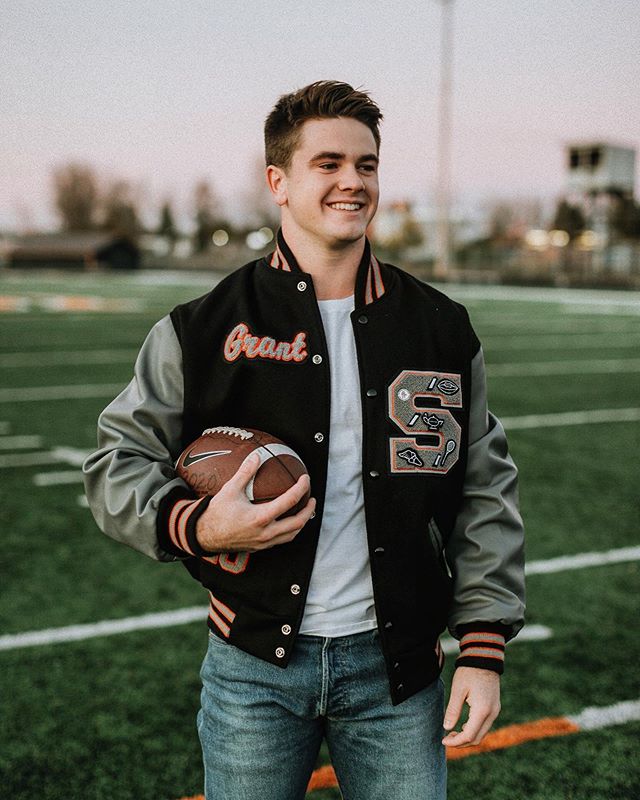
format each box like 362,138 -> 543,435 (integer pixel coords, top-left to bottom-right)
0,383 -> 124,402
568,699 -> 640,731
0,349 -> 138,367
503,408 -> 640,430
487,359 -> 640,377
0,435 -> 43,450
440,624 -> 552,655
33,470 -> 82,486
483,333 -> 640,350
0,446 -> 89,469
526,545 -> 640,576
3,539 -> 638,652
0,607 -> 209,651
442,284 -> 640,308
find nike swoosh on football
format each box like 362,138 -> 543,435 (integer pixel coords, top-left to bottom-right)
182,449 -> 232,468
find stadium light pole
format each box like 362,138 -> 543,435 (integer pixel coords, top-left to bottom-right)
434,0 -> 454,279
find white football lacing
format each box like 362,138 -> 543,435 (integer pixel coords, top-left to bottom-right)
202,426 -> 254,440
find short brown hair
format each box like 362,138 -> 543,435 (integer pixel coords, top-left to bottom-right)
264,80 -> 383,170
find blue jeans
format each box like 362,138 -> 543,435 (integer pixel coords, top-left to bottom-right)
197,628 -> 446,799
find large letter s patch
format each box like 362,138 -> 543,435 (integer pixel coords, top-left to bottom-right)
388,370 -> 462,474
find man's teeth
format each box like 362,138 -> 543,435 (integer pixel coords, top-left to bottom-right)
329,203 -> 362,211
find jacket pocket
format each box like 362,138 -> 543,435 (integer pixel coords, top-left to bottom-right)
428,517 -> 452,579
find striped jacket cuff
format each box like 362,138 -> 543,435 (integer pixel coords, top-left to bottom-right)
157,487 -> 214,558
454,623 -> 509,674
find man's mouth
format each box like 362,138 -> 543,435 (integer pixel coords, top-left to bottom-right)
327,202 -> 364,211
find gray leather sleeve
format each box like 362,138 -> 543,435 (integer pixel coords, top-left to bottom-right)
446,348 -> 526,639
82,315 -> 188,562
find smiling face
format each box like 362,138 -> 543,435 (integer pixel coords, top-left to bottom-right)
267,117 -> 380,252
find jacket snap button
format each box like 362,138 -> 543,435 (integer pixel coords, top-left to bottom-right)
297,281 -> 307,292
393,661 -> 400,670
366,388 -> 377,397
290,584 -> 301,595
374,546 -> 385,556
314,432 -> 324,443
275,647 -> 285,658
369,470 -> 380,478
384,621 -> 393,630
312,354 -> 323,365
396,683 -> 404,692
281,624 -> 292,635
358,314 -> 368,324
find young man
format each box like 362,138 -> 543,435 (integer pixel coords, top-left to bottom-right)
84,81 -> 525,799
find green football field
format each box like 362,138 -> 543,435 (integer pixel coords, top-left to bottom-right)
0,270 -> 638,800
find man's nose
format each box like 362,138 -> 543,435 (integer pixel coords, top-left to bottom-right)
337,166 -> 365,192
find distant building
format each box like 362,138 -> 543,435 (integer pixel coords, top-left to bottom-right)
3,232 -> 140,270
566,142 -> 635,198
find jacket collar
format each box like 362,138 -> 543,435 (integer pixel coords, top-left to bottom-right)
268,229 -> 387,307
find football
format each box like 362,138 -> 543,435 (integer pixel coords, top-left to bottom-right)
175,426 -> 310,516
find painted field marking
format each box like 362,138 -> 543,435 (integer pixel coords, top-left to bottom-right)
526,545 -> 640,576
33,470 -> 82,486
0,545 -> 637,653
0,446 -> 88,469
502,407 -> 640,430
483,333 -> 640,350
0,349 -> 138,368
0,435 -> 43,450
174,698 -> 640,797
0,607 -> 208,651
0,383 -> 124,402
77,494 -> 88,507
0,613 -> 549,653
443,284 -> 640,309
486,358 -> 640,376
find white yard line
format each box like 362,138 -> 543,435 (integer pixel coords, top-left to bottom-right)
526,546 -> 640,576
502,407 -> 640,430
1,544 -> 637,653
507,405 -> 640,429
0,607 -> 208,651
33,470 -> 82,486
568,699 -> 640,730
0,435 -> 43,450
483,333 -> 640,350
0,383 -> 124,402
487,359 -> 640,376
0,446 -> 88,469
442,284 -> 640,309
0,349 -> 138,368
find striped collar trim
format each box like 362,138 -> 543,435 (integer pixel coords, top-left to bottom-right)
267,231 -> 386,306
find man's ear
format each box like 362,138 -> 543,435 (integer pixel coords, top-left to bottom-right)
266,165 -> 288,207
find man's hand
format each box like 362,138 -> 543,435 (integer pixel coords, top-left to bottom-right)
442,667 -> 501,747
196,452 -> 316,553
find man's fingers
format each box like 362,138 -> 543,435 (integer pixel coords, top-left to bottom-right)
261,473 -> 311,519
443,685 -> 466,732
442,705 -> 494,747
268,497 -> 316,539
226,451 -> 263,491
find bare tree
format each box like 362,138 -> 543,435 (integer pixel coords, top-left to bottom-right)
52,163 -> 99,231
193,179 -> 223,253
101,179 -> 141,238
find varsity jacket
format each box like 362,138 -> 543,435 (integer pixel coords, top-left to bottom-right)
83,233 -> 525,706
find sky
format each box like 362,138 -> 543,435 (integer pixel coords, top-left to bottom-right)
2,0 -> 639,231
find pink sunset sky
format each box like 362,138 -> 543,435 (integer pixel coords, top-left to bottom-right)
2,0 -> 639,230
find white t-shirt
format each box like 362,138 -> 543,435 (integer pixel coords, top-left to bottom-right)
299,295 -> 377,637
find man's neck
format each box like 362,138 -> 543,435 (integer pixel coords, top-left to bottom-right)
281,225 -> 364,300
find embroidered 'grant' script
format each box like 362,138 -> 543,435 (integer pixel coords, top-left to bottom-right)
223,322 -> 308,363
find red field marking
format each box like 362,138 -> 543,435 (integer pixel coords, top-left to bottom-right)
173,715 -> 587,797
445,716 -> 579,761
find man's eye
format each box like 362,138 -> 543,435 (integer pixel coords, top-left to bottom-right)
319,163 -> 337,170
359,164 -> 377,173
